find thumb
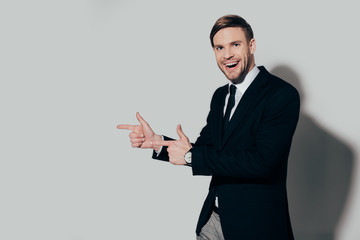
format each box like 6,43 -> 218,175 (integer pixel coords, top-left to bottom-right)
177,124 -> 186,140
136,112 -> 150,128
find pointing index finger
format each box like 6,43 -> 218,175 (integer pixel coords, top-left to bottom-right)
116,124 -> 136,131
151,140 -> 173,147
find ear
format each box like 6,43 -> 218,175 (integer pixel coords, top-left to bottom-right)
249,38 -> 256,54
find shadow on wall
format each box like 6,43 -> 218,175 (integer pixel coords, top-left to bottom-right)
271,66 -> 354,240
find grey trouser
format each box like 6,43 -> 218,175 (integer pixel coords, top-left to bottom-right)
196,211 -> 225,240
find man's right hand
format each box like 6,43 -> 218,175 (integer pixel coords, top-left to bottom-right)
117,112 -> 162,151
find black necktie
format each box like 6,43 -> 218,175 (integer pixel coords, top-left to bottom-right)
223,84 -> 236,128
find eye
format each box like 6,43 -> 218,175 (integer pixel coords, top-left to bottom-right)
215,46 -> 223,51
233,43 -> 240,47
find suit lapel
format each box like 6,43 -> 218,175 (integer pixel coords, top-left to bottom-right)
221,67 -> 270,147
214,85 -> 228,147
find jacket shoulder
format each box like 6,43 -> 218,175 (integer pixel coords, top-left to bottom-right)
258,66 -> 299,95
270,74 -> 299,101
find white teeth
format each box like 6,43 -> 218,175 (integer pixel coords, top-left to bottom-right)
226,62 -> 238,67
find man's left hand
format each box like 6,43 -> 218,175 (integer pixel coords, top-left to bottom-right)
151,124 -> 192,165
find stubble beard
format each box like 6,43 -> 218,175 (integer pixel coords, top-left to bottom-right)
219,55 -> 252,84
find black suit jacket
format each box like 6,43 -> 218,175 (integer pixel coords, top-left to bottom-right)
153,66 -> 300,240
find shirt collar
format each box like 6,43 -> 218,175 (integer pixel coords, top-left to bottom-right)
228,65 -> 260,95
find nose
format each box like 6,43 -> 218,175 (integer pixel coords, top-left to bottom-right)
224,47 -> 234,59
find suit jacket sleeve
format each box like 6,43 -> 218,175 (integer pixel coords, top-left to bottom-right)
152,136 -> 173,161
191,84 -> 300,179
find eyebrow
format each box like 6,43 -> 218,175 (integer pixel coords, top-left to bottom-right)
213,40 -> 243,48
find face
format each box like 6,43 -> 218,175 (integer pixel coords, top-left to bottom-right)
213,27 -> 256,84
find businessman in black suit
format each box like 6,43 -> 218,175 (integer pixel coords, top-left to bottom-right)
118,15 -> 299,240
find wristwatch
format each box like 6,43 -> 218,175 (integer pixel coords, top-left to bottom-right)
184,150 -> 192,165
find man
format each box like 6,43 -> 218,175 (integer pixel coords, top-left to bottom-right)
118,15 -> 299,240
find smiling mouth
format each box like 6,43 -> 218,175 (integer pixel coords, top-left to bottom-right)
225,61 -> 239,70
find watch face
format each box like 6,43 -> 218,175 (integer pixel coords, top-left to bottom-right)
185,152 -> 192,163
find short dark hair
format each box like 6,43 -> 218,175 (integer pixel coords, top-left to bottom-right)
210,15 -> 254,47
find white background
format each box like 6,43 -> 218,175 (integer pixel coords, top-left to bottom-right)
1,1 -> 359,239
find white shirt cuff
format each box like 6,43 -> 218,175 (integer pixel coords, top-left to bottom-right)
154,135 -> 165,157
